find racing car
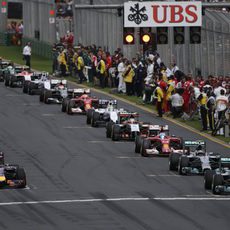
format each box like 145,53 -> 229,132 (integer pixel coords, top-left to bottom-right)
0,61 -> 11,81
22,71 -> 49,95
140,131 -> 183,157
135,125 -> 170,153
108,112 -> 154,142
61,88 -> 91,112
40,79 -> 68,104
86,99 -> 119,127
5,65 -> 31,87
204,158 -> 230,194
170,140 -> 220,175
66,93 -> 100,115
0,164 -> 26,189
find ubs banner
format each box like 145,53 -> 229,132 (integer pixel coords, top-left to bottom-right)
124,1 -> 202,27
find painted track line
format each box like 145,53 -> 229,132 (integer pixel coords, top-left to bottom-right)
0,196 -> 229,206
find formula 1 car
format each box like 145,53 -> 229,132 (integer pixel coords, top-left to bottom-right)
22,71 -> 49,95
0,61 -> 11,81
109,112 -> 153,142
135,125 -> 170,153
0,164 -> 26,188
86,99 -> 119,127
171,140 -> 221,175
66,93 -> 100,115
5,66 -> 31,87
204,158 -> 230,194
61,88 -> 91,112
40,79 -> 68,104
140,131 -> 183,157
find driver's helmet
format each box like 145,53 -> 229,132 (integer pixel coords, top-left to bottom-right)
196,144 -> 203,151
196,150 -> 204,156
81,94 -> 89,100
129,118 -> 136,124
159,133 -> 166,139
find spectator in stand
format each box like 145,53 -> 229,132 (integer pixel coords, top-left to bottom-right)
123,60 -> 135,96
22,42 -> 32,69
155,84 -> 164,117
134,60 -> 145,97
97,54 -> 106,88
207,90 -> 216,131
76,51 -> 86,83
89,51 -> 97,84
197,89 -> 208,131
170,89 -> 184,118
216,89 -> 228,120
58,49 -> 68,76
117,57 -> 126,93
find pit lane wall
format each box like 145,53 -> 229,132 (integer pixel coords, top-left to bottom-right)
73,0 -> 230,77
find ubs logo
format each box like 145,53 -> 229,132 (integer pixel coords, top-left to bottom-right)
128,3 -> 148,25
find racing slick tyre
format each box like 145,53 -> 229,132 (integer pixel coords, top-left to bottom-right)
16,167 -> 27,188
212,174 -> 224,195
169,153 -> 180,171
28,85 -> 34,95
67,100 -> 75,115
106,121 -> 114,138
91,112 -> 100,127
23,84 -> 28,94
178,156 -> 189,175
111,125 -> 120,141
86,109 -> 94,124
40,91 -> 44,102
44,91 -> 52,104
141,139 -> 151,157
204,170 -> 215,190
5,78 -> 9,87
62,98 -> 68,112
135,136 -> 143,153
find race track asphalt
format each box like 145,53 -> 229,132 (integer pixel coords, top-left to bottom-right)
0,83 -> 229,230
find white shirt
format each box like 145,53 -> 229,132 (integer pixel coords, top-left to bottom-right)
216,95 -> 228,112
117,62 -> 125,77
194,87 -> 201,99
171,65 -> 179,74
23,45 -> 31,56
145,63 -> 154,83
214,86 -> 226,97
171,93 -> 184,107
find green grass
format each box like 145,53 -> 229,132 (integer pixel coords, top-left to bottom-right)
0,45 -> 229,144
0,45 -> 52,73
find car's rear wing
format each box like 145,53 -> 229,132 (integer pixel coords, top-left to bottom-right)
184,140 -> 206,147
99,99 -> 117,108
220,158 -> 230,168
67,88 -> 91,97
149,125 -> 169,131
119,112 -> 139,117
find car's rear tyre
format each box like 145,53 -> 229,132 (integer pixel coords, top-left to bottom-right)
106,121 -> 113,138
44,91 -> 52,104
40,92 -> 44,102
135,136 -> 143,153
86,109 -> 94,124
212,174 -> 224,194
67,100 -> 75,115
91,112 -> 100,127
141,139 -> 151,157
16,167 -> 27,188
178,156 -> 189,175
111,125 -> 120,141
62,98 -> 68,112
169,153 -> 180,171
204,170 -> 215,190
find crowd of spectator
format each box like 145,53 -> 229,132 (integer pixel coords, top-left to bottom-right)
52,40 -> 229,133
55,0 -> 73,18
6,21 -> 23,46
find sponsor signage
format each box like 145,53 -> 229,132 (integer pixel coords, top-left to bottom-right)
124,1 -> 202,27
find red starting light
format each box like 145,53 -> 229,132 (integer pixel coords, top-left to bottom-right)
1,1 -> 7,7
49,9 -> 55,16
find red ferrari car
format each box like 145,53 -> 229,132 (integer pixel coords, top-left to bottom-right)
140,132 -> 183,157
66,94 -> 99,114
